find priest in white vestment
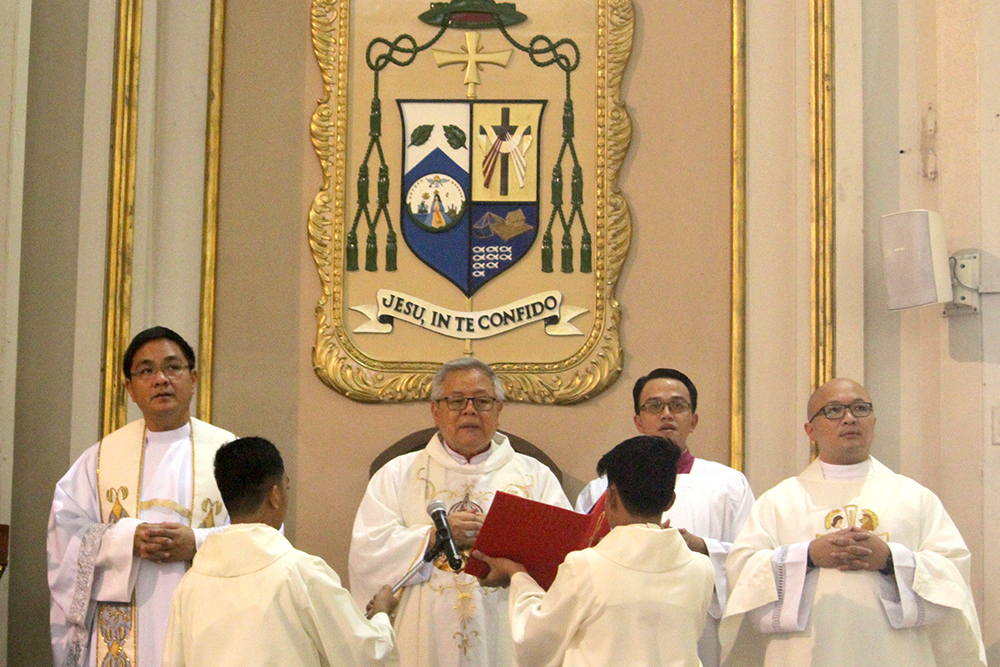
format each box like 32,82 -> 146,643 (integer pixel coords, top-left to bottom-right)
47,327 -> 235,667
349,358 -> 571,667
476,435 -> 713,667
574,368 -> 754,667
721,378 -> 986,666
163,436 -> 398,667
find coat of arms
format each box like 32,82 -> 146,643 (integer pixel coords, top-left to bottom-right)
310,0 -> 633,402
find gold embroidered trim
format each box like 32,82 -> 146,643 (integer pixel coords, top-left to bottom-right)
137,499 -> 193,520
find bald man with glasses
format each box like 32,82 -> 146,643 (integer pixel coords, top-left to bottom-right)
349,358 -> 570,667
722,378 -> 986,666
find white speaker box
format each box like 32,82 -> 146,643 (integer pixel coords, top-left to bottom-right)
879,209 -> 953,310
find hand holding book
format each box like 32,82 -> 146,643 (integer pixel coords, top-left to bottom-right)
465,491 -> 610,590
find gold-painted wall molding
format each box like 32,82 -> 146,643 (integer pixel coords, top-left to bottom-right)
810,0 -> 835,392
101,0 -> 226,434
731,0 -> 746,472
101,0 -> 143,437
197,0 -> 227,422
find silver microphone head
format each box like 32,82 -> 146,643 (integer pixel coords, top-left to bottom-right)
427,499 -> 448,515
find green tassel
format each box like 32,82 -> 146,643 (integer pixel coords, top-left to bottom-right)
580,232 -> 592,273
541,234 -> 553,273
346,230 -> 359,271
385,231 -> 397,271
571,165 -> 584,206
551,165 -> 563,205
356,164 -> 370,206
377,165 -> 390,205
370,97 -> 382,137
561,234 -> 573,273
562,99 -> 574,139
365,232 -> 378,271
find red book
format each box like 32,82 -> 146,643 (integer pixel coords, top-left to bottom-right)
464,491 -> 611,590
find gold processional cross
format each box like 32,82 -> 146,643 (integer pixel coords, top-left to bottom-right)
432,31 -> 512,99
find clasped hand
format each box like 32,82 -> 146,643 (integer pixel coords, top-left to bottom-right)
133,522 -> 196,563
808,526 -> 890,571
447,511 -> 484,549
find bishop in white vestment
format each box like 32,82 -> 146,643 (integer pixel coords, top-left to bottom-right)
349,359 -> 570,667
721,378 -> 986,666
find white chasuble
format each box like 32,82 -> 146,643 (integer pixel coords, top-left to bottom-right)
48,418 -> 234,667
349,433 -> 570,667
508,524 -> 713,667
575,457 -> 754,667
721,457 -> 986,666
163,524 -> 397,667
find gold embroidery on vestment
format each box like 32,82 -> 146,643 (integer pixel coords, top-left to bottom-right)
428,576 -> 480,656
499,474 -> 535,497
106,486 -> 130,522
137,498 -> 193,520
416,464 -> 438,499
453,629 -> 480,656
821,505 -> 889,541
198,499 -> 223,528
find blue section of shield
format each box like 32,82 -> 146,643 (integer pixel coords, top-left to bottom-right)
401,147 -> 473,293
468,203 -> 539,293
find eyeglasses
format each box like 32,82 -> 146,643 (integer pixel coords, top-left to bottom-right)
437,395 -> 499,412
809,401 -> 873,421
638,398 -> 692,415
130,362 -> 190,381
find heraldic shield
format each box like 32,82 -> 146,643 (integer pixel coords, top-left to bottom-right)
400,100 -> 545,296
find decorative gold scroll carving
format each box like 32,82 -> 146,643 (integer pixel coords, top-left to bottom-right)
309,0 -> 634,404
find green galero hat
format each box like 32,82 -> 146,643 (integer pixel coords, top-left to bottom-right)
418,0 -> 528,29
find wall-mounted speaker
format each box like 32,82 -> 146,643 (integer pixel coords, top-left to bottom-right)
879,209 -> 952,310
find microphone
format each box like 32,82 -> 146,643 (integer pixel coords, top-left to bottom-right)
427,500 -> 464,572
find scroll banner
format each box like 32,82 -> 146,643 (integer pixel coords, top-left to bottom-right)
351,289 -> 588,339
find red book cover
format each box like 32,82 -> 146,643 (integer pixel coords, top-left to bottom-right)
465,491 -> 611,589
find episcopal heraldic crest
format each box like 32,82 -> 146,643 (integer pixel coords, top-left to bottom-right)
400,100 -> 544,295
310,0 -> 634,402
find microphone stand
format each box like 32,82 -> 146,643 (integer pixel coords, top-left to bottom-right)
391,535 -> 449,594
368,532 -> 465,619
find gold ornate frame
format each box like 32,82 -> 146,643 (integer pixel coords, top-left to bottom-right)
309,0 -> 634,405
100,0 -> 227,434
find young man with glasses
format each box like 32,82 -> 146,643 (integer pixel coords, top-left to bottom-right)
722,378 -> 986,666
574,367 -> 754,667
47,326 -> 236,667
348,358 -> 570,667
